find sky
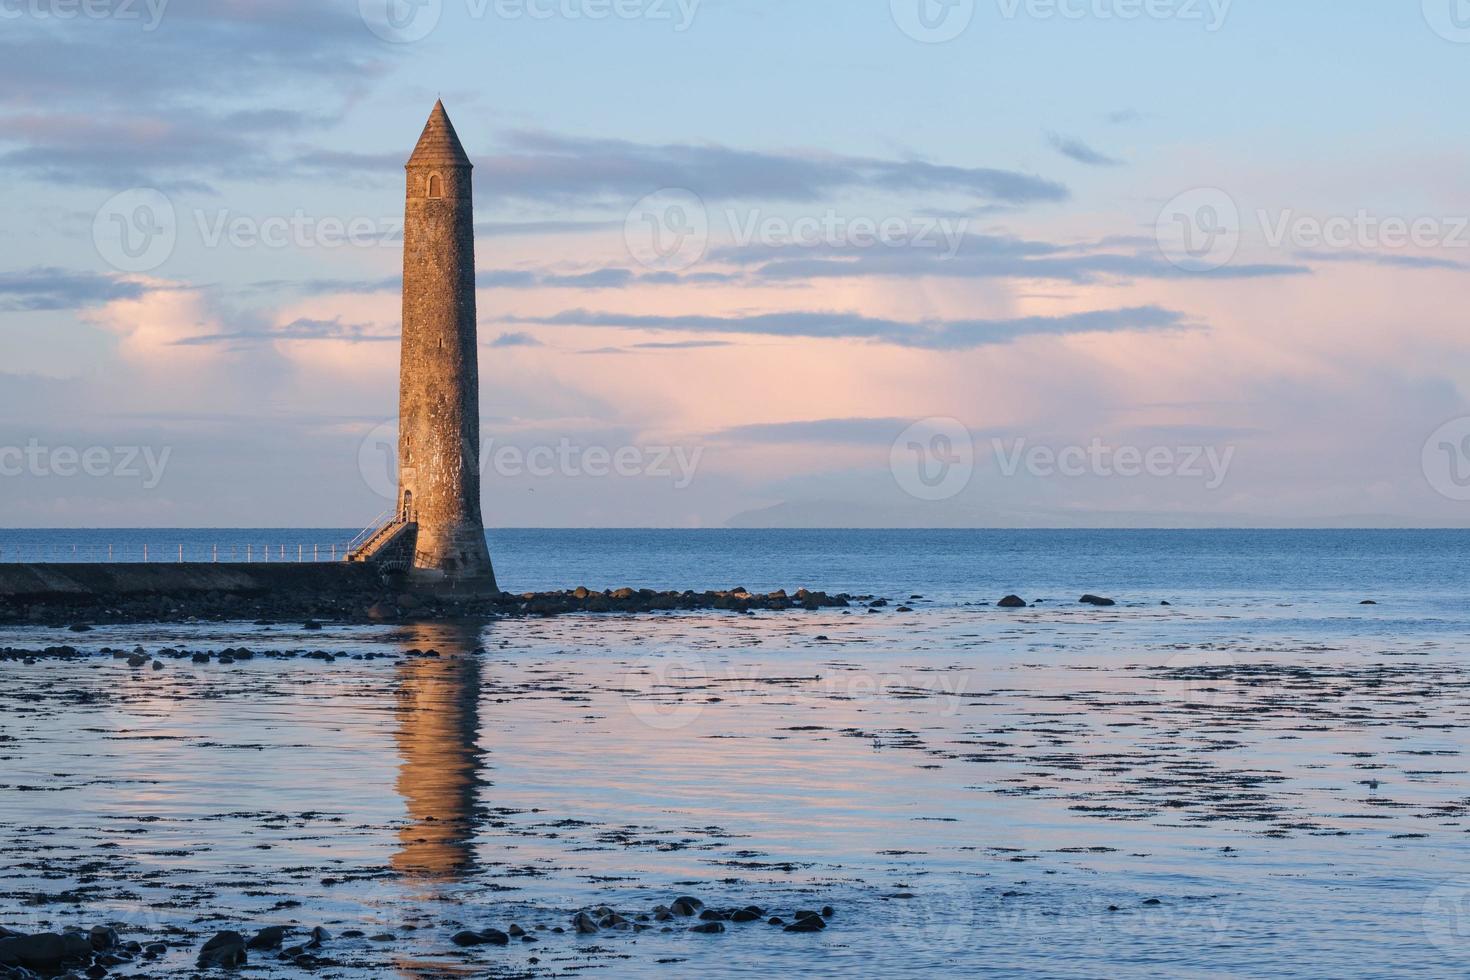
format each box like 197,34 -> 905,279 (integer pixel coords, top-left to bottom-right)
3,0 -> 1470,528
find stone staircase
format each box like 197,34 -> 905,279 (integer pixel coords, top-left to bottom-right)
345,517 -> 418,568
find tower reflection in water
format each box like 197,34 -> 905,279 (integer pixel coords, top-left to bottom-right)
392,623 -> 486,881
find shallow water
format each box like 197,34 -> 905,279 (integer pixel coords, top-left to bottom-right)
5,571 -> 1470,976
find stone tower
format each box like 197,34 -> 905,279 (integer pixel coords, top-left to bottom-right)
396,100 -> 497,593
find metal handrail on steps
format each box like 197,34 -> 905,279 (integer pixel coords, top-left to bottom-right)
345,508 -> 396,555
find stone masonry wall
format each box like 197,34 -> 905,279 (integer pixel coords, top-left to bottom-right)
397,109 -> 497,593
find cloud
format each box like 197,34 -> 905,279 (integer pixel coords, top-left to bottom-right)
173,316 -> 397,348
0,1 -> 375,110
298,131 -> 1072,207
1292,250 -> 1468,271
476,219 -> 622,237
247,266 -> 728,302
280,130 -> 1069,206
574,338 -> 737,355
711,417 -> 913,445
80,278 -> 242,362
247,276 -> 401,296
0,268 -> 148,312
1045,132 -> 1124,167
632,340 -> 733,349
489,331 -> 542,347
0,108 -> 334,190
476,268 -> 639,289
476,270 -> 539,289
711,233 -> 1310,284
237,231 -> 1309,320
477,266 -> 734,290
508,305 -> 1194,350
0,1 -> 382,189
542,268 -> 637,289
1105,109 -> 1145,125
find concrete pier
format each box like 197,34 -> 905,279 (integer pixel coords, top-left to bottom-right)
0,561 -> 381,602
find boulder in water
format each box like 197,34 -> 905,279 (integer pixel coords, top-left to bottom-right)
197,931 -> 247,967
0,931 -> 93,971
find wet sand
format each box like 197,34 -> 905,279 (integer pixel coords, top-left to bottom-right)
3,598 -> 1469,976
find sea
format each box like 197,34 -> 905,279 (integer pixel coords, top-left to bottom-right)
2,529 -> 1468,978
2,527 -> 1467,603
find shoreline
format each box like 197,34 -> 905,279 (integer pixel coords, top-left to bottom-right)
2,588 -> 1462,978
0,579 -> 862,627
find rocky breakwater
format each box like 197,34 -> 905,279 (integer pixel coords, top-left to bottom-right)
485,586 -> 851,619
0,579 -> 856,627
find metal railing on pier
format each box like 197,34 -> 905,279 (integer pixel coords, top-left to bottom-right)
0,540 -> 360,564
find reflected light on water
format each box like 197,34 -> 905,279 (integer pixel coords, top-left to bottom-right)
392,623 -> 485,883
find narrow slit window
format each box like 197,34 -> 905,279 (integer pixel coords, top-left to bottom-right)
427,173 -> 443,198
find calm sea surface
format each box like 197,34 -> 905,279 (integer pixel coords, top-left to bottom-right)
3,527 -> 1468,602
3,530 -> 1469,977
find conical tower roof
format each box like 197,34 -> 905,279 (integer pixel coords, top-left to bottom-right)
407,100 -> 471,168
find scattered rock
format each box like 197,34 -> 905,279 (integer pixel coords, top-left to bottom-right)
0,932 -> 92,971
246,926 -> 286,950
669,897 -> 703,917
197,930 -> 247,967
783,912 -> 827,933
998,595 -> 1028,608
